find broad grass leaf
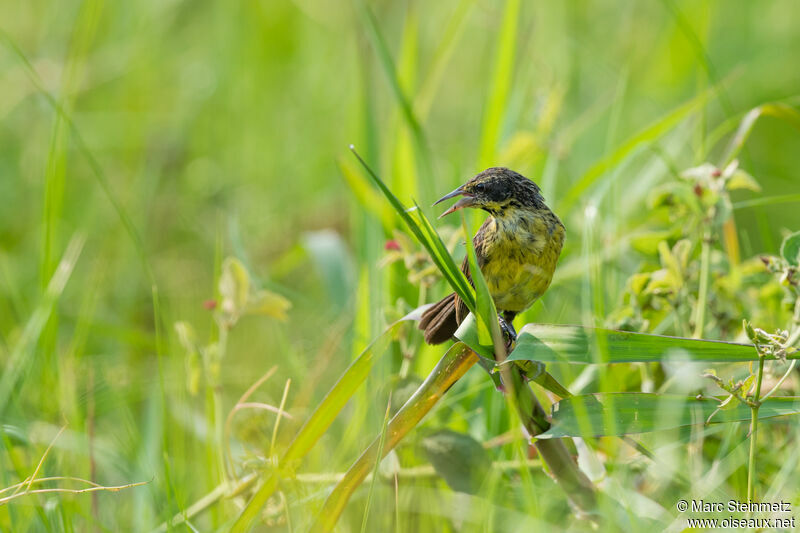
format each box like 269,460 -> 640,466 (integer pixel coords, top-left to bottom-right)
302,230 -> 355,308
539,393 -> 800,438
506,324 -> 767,364
453,314 -> 503,389
780,231 -> 800,267
461,213 -> 498,346
420,429 -> 491,494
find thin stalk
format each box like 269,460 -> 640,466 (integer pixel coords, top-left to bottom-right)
747,355 -> 765,503
501,366 -> 597,511
270,379 -> 292,457
230,319 -> 406,533
693,230 -> 711,338
762,302 -> 800,401
490,311 -> 596,511
213,325 -> 229,488
154,460 -> 546,532
760,360 -> 797,402
360,396 -> 392,533
310,343 -> 478,533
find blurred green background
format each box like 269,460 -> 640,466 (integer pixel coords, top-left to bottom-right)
2,0 -> 800,530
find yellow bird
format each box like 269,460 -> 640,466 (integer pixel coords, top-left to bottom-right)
419,167 -> 565,344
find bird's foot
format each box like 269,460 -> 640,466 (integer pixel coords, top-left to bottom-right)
498,315 -> 517,352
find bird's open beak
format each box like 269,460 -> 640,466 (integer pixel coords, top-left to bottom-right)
433,186 -> 476,218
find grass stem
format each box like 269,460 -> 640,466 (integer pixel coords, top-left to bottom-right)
747,355 -> 765,504
693,231 -> 711,338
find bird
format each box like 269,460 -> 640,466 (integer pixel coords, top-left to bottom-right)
418,167 -> 565,345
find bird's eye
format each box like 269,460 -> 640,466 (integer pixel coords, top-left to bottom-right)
475,183 -> 486,193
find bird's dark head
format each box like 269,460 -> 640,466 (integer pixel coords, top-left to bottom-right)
434,167 -> 545,218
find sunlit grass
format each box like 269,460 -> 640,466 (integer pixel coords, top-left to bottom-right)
2,0 -> 800,531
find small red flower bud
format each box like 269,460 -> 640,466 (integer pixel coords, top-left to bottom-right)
203,299 -> 217,310
711,168 -> 722,177
384,240 -> 401,251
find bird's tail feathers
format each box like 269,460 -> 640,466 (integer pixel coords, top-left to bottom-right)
418,293 -> 458,345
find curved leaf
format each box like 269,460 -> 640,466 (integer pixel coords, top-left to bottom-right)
539,393 -> 800,438
420,429 -> 491,494
505,324 -> 783,364
780,231 -> 800,267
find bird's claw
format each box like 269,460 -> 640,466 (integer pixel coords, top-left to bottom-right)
498,315 -> 517,352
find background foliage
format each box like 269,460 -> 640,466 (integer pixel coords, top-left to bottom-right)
1,0 -> 800,531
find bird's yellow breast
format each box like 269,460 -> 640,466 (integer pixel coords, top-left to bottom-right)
480,209 -> 565,312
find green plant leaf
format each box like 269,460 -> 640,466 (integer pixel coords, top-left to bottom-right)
454,313 -> 493,358
350,149 -> 477,313
461,213 -> 499,346
456,314 -> 571,396
219,257 -> 250,317
0,235 -> 84,413
504,324 -> 785,364
246,290 -> 291,321
231,312 -> 419,532
477,0 -> 520,168
338,158 -> 394,231
302,230 -> 355,309
453,314 -> 503,389
726,169 -> 761,192
420,429 -> 492,494
527,371 -> 573,399
722,102 -> 800,165
733,194 -> 800,210
412,204 -> 475,310
539,393 -> 800,438
560,88 -> 715,211
780,231 -> 800,267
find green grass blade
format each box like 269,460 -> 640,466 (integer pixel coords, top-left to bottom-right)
415,0 -> 475,120
357,3 -> 434,201
453,313 -> 493,360
360,397 -> 392,533
412,205 -> 474,309
350,148 -> 476,311
460,213 -> 499,346
506,323 -> 771,364
311,343 -> 479,533
559,88 -> 715,211
0,235 -> 85,414
358,4 -> 424,150
540,393 -> 800,438
390,4 -> 420,203
733,194 -> 800,210
0,30 -> 155,285
338,158 -> 394,232
478,0 -> 520,168
231,313 -> 416,532
720,102 -> 800,165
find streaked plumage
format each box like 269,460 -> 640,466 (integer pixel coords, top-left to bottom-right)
419,167 -> 565,344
